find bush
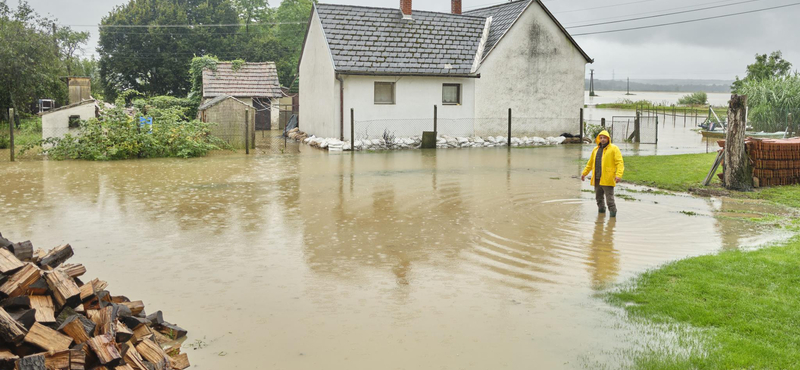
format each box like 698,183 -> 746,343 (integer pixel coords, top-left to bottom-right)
25,103 -> 229,160
739,76 -> 800,132
134,96 -> 199,120
677,92 -> 708,105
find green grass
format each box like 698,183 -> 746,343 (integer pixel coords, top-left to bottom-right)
0,118 -> 42,149
622,152 -> 722,192
746,185 -> 800,210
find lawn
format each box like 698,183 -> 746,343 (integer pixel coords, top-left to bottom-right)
622,152 -> 722,192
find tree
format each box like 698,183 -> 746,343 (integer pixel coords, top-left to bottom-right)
56,27 -> 89,76
274,0 -> 315,86
731,51 -> 793,93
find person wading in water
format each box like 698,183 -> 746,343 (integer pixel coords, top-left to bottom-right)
581,130 -> 624,217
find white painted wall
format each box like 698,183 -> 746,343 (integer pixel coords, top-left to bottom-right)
342,75 -> 476,140
41,103 -> 96,141
299,8 -> 338,139
475,2 -> 588,137
270,98 -> 280,130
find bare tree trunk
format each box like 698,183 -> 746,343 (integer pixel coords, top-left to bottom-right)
724,94 -> 753,191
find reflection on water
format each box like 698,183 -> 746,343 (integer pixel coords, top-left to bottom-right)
0,147 -> 786,369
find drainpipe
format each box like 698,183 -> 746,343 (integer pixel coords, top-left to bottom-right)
336,74 -> 344,141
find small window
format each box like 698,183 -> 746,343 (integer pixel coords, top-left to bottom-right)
443,84 -> 461,105
374,82 -> 395,104
68,115 -> 81,128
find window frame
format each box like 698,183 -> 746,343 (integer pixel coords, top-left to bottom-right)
374,81 -> 396,105
442,83 -> 462,105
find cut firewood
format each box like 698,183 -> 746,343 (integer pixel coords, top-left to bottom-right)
119,316 -> 147,331
91,306 -> 119,337
8,309 -> 36,330
122,346 -> 148,370
0,234 -> 12,250
150,330 -> 172,346
0,348 -> 18,361
0,263 -> 41,297
44,350 -> 71,370
115,322 -> 133,344
145,311 -> 163,326
134,339 -> 169,370
56,308 -> 96,337
40,245 -> 73,269
25,278 -> 49,296
44,270 -> 81,308
61,265 -> 86,279
0,296 -> 30,310
0,248 -> 23,274
0,306 -> 27,344
9,241 -> 33,262
169,353 -> 190,370
28,296 -> 56,324
24,323 -> 73,352
154,323 -> 186,341
16,354 -> 45,370
110,296 -> 129,304
58,316 -> 91,344
86,334 -> 121,367
69,348 -> 85,370
120,302 -> 144,317
115,365 -> 134,370
113,304 -> 132,319
131,325 -> 154,344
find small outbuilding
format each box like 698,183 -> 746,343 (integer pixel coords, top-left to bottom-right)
202,62 -> 283,131
198,95 -> 256,149
40,99 -> 98,141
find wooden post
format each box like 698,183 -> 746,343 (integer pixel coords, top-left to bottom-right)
350,108 -> 354,151
634,111 -> 640,143
724,94 -> 753,191
694,109 -> 698,127
601,118 -> 605,128
433,105 -> 437,135
251,110 -> 256,151
245,109 -> 250,155
507,108 -> 512,147
655,115 -> 659,144
8,108 -> 14,162
579,108 -> 584,140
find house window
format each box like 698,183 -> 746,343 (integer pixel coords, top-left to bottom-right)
68,115 -> 81,128
443,84 -> 461,105
374,82 -> 395,104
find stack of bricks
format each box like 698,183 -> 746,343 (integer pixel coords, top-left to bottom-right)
746,138 -> 800,187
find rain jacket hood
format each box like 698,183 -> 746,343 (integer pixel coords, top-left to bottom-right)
583,131 -> 624,187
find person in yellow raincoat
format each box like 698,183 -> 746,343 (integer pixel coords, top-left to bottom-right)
581,130 -> 624,217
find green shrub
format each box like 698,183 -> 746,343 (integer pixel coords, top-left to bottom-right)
739,76 -> 800,132
677,92 -> 708,105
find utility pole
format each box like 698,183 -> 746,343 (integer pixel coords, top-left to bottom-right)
589,69 -> 596,97
626,77 -> 631,96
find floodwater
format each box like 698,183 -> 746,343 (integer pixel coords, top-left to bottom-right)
585,91 -> 732,107
0,146 -> 789,369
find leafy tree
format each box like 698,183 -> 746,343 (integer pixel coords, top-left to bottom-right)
273,0 -> 315,86
731,51 -> 793,93
56,27 -> 90,76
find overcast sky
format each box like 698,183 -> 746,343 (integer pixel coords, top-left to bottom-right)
23,0 -> 800,81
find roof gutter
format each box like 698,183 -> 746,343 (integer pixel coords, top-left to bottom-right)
336,74 -> 344,141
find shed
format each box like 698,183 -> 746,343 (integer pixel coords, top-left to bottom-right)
202,62 -> 283,131
40,99 -> 98,142
198,95 -> 256,149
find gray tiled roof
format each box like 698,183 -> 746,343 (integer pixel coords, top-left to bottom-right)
464,0 -> 532,61
203,62 -> 283,98
316,4 -> 486,75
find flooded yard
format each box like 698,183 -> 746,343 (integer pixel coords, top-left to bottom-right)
0,143 -> 787,369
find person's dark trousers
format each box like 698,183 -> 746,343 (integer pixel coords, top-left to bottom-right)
595,186 -> 617,213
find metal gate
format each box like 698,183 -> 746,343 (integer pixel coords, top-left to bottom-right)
611,115 -> 658,144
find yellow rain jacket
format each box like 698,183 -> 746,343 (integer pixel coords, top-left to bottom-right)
582,130 -> 624,187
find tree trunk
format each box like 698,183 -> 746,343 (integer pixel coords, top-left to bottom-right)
724,95 -> 753,191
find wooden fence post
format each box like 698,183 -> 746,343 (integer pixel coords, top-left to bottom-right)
434,105 -> 437,135
8,108 -> 14,162
724,95 -> 752,191
507,108 -> 512,147
579,108 -> 584,140
245,109 -> 250,155
350,108 -> 354,150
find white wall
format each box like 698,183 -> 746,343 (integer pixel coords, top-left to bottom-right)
342,75 -> 476,141
299,8 -> 338,139
42,103 -> 96,141
475,2 -> 588,137
270,98 -> 280,130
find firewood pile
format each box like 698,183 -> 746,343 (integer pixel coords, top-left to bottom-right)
0,233 -> 189,370
747,138 -> 800,187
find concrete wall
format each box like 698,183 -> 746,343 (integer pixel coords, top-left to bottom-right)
42,103 -> 96,141
299,8 -> 338,139
342,75 -> 476,140
201,98 -> 255,149
271,98 -> 280,130
475,1 -> 587,137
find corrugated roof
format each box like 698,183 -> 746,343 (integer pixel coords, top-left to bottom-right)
202,62 -> 282,98
316,4 -> 486,75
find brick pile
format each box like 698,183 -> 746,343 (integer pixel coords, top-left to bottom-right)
747,138 -> 800,187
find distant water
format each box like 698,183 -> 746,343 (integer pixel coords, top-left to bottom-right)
586,91 -> 732,107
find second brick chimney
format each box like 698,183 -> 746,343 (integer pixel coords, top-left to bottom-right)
452,0 -> 462,15
400,0 -> 412,18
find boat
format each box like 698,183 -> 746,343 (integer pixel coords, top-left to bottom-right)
700,130 -> 791,139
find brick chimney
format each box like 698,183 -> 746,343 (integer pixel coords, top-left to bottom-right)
400,0 -> 412,18
452,0 -> 462,15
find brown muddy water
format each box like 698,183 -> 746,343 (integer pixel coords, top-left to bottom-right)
0,146 -> 789,369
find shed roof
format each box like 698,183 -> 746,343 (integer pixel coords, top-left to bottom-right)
39,99 -> 96,116
202,62 -> 282,98
198,95 -> 252,112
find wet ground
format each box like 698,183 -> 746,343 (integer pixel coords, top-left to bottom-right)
0,142 -> 790,369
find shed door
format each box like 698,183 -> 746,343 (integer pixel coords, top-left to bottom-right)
254,98 -> 270,130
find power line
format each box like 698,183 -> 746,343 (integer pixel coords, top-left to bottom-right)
572,1 -> 800,36
563,0 -> 752,26
567,0 -> 766,29
66,21 -> 306,28
553,0 -> 664,14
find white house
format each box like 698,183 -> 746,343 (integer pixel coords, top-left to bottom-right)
41,100 -> 98,142
298,0 -> 592,141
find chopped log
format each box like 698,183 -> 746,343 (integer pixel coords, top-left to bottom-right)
115,322 -> 133,344
169,353 -> 189,370
0,264 -> 41,297
57,307 -> 97,336
120,302 -> 144,317
61,265 -> 86,279
44,270 -> 81,308
134,339 -> 168,370
119,317 -> 147,331
44,350 -> 71,370
25,278 -> 49,296
40,245 -> 73,269
0,296 -> 30,310
0,348 -> 17,361
58,316 -> 91,344
115,365 -> 134,370
0,249 -> 23,274
0,234 -> 12,250
78,280 -> 107,302
91,306 -> 119,337
150,330 -> 172,346
9,241 -> 33,262
145,312 -> 163,326
8,309 -> 36,330
68,348 -> 85,370
122,346 -> 148,370
154,323 -> 186,341
28,296 -> 56,324
24,323 -> 73,352
16,354 -> 45,370
113,304 -> 132,319
110,296 -> 130,304
0,306 -> 27,344
131,325 -> 154,344
86,334 -> 121,368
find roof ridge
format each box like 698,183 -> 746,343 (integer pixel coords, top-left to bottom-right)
463,0 -> 531,14
317,2 -> 487,20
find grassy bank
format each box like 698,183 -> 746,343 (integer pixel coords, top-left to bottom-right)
611,152 -> 800,369
0,118 -> 43,149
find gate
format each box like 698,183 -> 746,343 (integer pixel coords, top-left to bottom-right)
611,115 -> 658,144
